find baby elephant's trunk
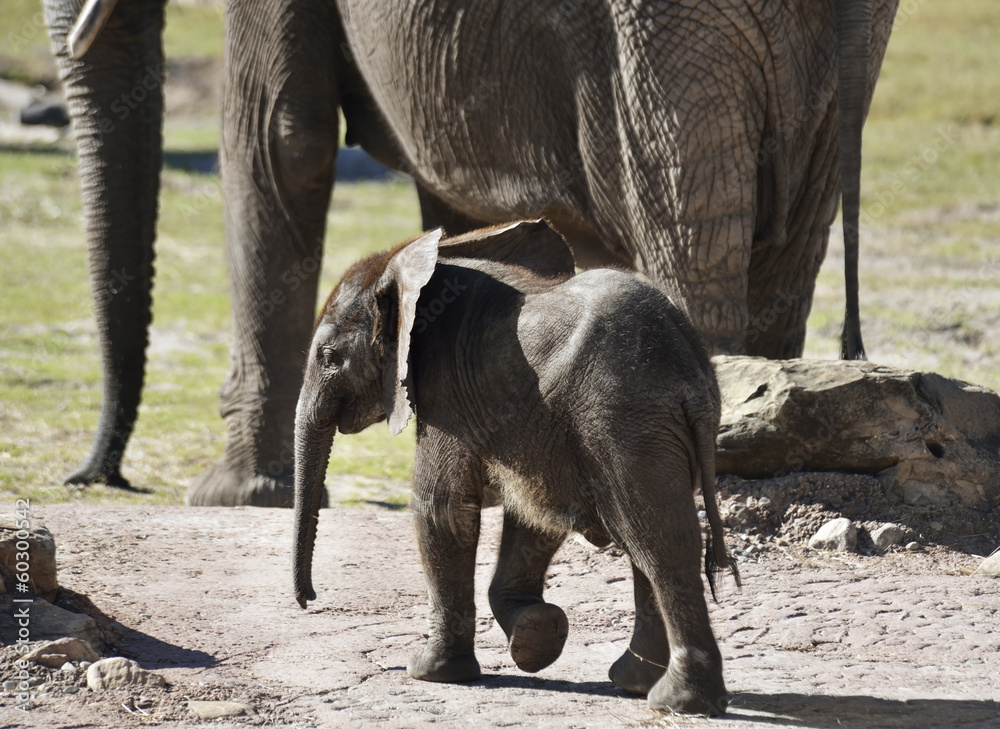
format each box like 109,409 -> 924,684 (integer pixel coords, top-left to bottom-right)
293,419 -> 335,609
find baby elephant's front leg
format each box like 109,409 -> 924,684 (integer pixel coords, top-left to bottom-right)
407,439 -> 483,683
488,514 -> 568,673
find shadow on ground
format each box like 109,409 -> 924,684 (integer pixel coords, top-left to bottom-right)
729,693 -> 1000,729
162,146 -> 398,181
57,587 -> 215,670
2,143 -> 398,183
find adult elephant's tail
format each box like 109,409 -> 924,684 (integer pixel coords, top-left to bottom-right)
835,0 -> 874,361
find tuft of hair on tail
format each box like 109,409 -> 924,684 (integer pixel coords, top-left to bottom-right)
705,528 -> 741,603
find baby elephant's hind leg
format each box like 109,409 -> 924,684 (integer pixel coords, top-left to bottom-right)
609,564 -> 670,695
614,488 -> 728,715
488,514 -> 568,673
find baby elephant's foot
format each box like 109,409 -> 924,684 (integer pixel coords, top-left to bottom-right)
647,661 -> 729,716
508,602 -> 569,673
408,643 -> 481,683
609,647 -> 667,695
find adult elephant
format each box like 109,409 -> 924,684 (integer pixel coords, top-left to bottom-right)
46,0 -> 898,506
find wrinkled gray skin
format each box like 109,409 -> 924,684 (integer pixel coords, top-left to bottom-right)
45,0 -> 898,504
294,220 -> 738,715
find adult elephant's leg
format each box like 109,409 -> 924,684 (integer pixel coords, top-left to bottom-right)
745,108 -> 840,359
608,564 -> 669,695
416,185 -> 490,237
745,226 -> 832,358
408,426 -> 484,682
608,113 -> 758,356
45,0 -> 167,488
488,514 -> 568,673
187,0 -> 340,506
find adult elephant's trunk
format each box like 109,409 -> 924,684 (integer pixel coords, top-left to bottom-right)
293,411 -> 335,609
46,0 -> 166,487
835,0 -> 874,361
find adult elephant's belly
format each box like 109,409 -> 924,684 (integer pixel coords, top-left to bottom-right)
341,0 -> 595,224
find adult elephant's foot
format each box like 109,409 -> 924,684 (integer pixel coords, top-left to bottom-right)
186,458 -> 327,507
647,663 -> 729,716
408,643 -> 480,683
609,645 -> 667,695
507,602 -> 569,673
64,458 -> 130,490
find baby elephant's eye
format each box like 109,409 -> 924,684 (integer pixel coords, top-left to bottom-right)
320,346 -> 344,369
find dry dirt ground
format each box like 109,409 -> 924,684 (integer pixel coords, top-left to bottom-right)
1,503 -> 998,728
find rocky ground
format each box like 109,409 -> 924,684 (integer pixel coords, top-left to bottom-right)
1,502 -> 998,728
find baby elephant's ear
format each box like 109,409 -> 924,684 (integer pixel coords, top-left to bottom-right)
437,219 -> 575,278
378,228 -> 442,435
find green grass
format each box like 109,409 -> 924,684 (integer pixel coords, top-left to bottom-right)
2,0 -> 999,507
804,0 -> 1000,387
0,0 -> 225,85
0,0 -> 54,83
163,2 -> 225,60
0,144 -> 421,507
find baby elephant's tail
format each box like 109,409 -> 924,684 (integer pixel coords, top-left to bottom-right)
692,406 -> 740,601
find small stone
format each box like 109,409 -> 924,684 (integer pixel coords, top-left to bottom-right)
24,637 -> 100,668
931,521 -> 944,532
86,658 -> 166,690
79,661 -> 92,671
697,510 -> 707,520
775,537 -> 790,547
757,497 -> 772,507
971,551 -> 1000,577
27,677 -> 45,688
905,541 -> 923,552
3,680 -> 19,693
60,662 -> 76,672
871,523 -> 907,551
135,697 -> 155,709
808,518 -> 857,552
187,700 -> 252,719
63,685 -> 79,694
729,503 -> 746,516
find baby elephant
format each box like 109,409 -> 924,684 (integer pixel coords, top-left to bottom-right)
293,220 -> 737,715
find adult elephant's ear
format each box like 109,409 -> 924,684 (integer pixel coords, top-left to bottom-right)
378,228 -> 442,435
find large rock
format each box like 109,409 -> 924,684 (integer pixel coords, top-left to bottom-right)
0,598 -> 102,650
0,514 -> 58,600
23,637 -> 100,668
714,357 -> 1000,509
86,657 -> 166,690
